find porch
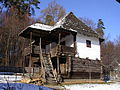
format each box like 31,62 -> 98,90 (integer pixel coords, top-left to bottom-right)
24,44 -> 75,57
19,25 -> 77,83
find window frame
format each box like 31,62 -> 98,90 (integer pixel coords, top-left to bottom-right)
86,40 -> 91,48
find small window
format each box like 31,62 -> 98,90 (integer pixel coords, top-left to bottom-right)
86,40 -> 91,48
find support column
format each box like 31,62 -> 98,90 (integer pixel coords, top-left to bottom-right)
22,55 -> 25,76
29,32 -> 32,78
49,42 -> 52,55
39,38 -> 45,80
73,33 -> 77,55
57,56 -> 60,74
88,59 -> 91,83
100,60 -> 103,79
67,55 -> 71,78
57,33 -> 61,74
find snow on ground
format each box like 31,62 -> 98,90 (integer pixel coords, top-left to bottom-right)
0,75 -> 22,83
64,83 -> 120,90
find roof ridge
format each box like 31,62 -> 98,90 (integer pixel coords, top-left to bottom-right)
54,12 -> 74,27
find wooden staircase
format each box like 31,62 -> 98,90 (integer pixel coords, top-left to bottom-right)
43,54 -> 58,84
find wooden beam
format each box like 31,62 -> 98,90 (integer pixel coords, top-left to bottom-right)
58,33 -> 61,45
88,60 -> 91,83
22,54 -> 25,76
57,56 -> 60,74
39,37 -> 45,80
57,33 -> 61,74
100,60 -> 103,79
29,32 -> 32,78
67,56 -> 71,78
73,33 -> 77,55
49,42 -> 52,55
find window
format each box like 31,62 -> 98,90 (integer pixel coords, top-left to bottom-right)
86,40 -> 91,48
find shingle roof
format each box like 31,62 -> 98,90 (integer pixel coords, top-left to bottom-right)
19,12 -> 99,38
54,12 -> 99,38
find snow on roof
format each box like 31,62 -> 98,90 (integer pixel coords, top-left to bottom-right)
55,12 -> 71,26
29,15 -> 77,32
29,23 -> 53,31
53,12 -> 77,32
20,12 -> 99,38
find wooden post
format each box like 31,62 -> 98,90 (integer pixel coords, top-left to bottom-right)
45,41 -> 47,54
22,55 -> 25,76
89,60 -> 91,83
29,32 -> 32,78
100,60 -> 103,79
73,33 -> 77,55
49,42 -> 52,55
57,56 -> 60,74
57,33 -> 61,74
39,37 -> 45,80
67,55 -> 71,78
39,38 -> 43,72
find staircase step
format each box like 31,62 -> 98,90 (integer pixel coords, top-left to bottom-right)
43,54 -> 57,84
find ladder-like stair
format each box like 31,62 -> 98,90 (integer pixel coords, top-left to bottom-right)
43,54 -> 58,84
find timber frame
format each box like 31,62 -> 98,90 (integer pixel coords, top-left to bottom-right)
19,12 -> 102,83
20,27 -> 77,82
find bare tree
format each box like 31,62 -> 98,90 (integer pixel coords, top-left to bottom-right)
40,0 -> 66,25
114,36 -> 120,63
101,41 -> 115,65
79,17 -> 96,30
0,8 -> 31,67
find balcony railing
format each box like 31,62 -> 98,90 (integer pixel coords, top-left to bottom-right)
24,45 -> 75,57
51,45 -> 75,57
24,45 -> 41,56
61,45 -> 75,54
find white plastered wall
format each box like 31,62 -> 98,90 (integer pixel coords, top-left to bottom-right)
45,33 -> 101,60
76,33 -> 101,60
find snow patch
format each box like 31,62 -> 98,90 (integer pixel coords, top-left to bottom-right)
0,75 -> 22,83
29,23 -> 53,31
64,83 -> 120,90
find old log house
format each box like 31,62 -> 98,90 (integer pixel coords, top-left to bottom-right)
19,12 -> 104,83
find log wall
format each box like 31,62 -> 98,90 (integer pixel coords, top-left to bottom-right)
70,57 -> 101,79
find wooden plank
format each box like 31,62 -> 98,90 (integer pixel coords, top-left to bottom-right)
71,57 -> 101,73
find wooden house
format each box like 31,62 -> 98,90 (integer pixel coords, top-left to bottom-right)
19,12 -> 104,83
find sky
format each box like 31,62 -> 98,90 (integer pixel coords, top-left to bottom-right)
34,0 -> 120,41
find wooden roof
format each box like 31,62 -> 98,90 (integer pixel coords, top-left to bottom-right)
56,12 -> 99,38
19,12 -> 100,40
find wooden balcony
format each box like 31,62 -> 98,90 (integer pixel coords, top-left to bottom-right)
24,45 -> 75,57
24,45 -> 41,56
51,45 -> 75,57
61,45 -> 75,54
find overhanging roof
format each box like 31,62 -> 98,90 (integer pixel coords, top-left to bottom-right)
19,12 -> 99,40
19,23 -> 77,40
